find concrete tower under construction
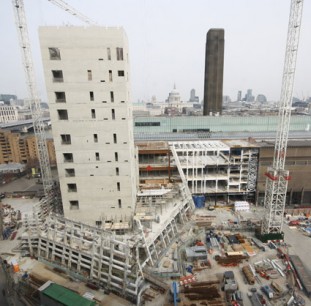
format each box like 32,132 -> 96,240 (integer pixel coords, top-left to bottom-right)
39,26 -> 137,226
203,28 -> 225,115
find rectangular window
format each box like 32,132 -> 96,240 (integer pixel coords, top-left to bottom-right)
67,183 -> 77,192
96,220 -> 102,226
90,91 -> 94,101
118,70 -> 125,77
55,92 -> 66,102
110,91 -> 114,102
61,134 -> 71,144
49,47 -> 61,60
113,133 -> 117,144
91,109 -> 96,119
118,199 -> 122,209
135,122 -> 161,127
65,168 -> 75,177
52,70 -> 63,82
70,200 -> 79,210
63,153 -> 73,163
87,70 -> 92,81
117,182 -> 120,191
109,70 -> 113,82
107,47 -> 111,60
93,134 -> 98,143
57,109 -> 68,120
95,152 -> 100,161
116,47 -> 124,60
112,109 -> 115,120
116,167 -> 119,176
115,152 -> 118,162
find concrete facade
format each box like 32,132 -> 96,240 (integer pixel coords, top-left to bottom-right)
203,29 -> 225,116
39,27 -> 137,225
0,105 -> 18,123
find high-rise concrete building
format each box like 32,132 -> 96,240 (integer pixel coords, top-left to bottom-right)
237,90 -> 242,102
203,29 -> 225,115
39,27 -> 137,225
189,89 -> 199,102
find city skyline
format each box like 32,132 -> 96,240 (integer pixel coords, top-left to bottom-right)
0,0 -> 310,103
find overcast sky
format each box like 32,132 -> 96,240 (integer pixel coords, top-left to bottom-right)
0,0 -> 310,103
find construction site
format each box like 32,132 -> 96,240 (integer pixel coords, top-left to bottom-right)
1,0 -> 311,306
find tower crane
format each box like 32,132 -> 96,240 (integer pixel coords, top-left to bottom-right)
261,0 -> 304,240
12,0 -> 94,215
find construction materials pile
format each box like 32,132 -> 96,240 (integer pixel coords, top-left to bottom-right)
215,253 -> 247,267
242,265 -> 255,285
182,280 -> 225,305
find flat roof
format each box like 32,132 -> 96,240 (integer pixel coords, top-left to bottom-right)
40,282 -> 96,306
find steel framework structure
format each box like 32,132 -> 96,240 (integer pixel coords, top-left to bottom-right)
12,0 -> 95,216
262,0 -> 304,234
12,0 -> 53,195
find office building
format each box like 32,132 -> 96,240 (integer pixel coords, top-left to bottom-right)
203,29 -> 225,115
189,89 -> 199,102
39,26 -> 137,225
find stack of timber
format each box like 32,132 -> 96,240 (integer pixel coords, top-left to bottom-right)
215,254 -> 247,266
193,215 -> 216,227
242,265 -> 255,285
183,281 -> 225,305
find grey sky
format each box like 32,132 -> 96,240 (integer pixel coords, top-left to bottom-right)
0,0 -> 310,103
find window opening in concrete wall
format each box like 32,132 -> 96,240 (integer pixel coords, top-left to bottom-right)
109,70 -> 113,82
55,92 -> 66,102
61,134 -> 71,144
115,152 -> 118,161
87,70 -> 92,81
113,133 -> 117,143
116,47 -> 123,60
117,182 -> 120,191
91,109 -> 96,119
49,47 -> 61,60
110,91 -> 114,102
68,183 -> 77,192
90,91 -> 94,101
52,70 -> 63,82
94,134 -> 98,143
63,153 -> 73,163
112,109 -> 115,120
57,109 -> 68,120
116,167 -> 119,176
65,168 -> 75,177
95,152 -> 100,161
118,199 -> 122,208
107,47 -> 111,60
118,70 -> 124,77
70,200 -> 79,210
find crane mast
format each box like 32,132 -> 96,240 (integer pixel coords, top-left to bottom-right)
12,0 -> 53,195
261,0 -> 303,236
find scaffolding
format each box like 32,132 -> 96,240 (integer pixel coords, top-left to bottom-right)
21,183 -> 193,302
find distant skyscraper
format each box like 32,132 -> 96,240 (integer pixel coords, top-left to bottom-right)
203,29 -> 225,115
237,91 -> 242,101
189,89 -> 199,102
245,89 -> 254,102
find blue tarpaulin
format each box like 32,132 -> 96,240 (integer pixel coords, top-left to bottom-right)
193,195 -> 205,208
